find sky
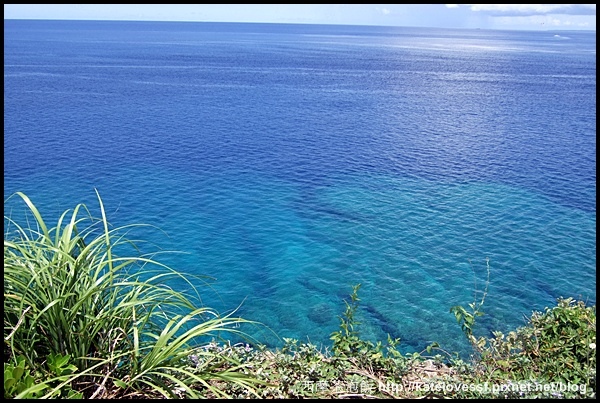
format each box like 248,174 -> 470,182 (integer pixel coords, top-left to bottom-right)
3,4 -> 596,31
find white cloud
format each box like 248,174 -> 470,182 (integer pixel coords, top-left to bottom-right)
493,13 -> 595,30
446,3 -> 596,30
445,4 -> 459,8
452,4 -> 596,16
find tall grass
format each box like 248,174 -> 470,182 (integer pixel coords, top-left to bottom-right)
4,190 -> 264,398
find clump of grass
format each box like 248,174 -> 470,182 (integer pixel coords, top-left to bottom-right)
4,190 -> 264,398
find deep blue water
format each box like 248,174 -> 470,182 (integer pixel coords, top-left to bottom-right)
4,20 -> 596,357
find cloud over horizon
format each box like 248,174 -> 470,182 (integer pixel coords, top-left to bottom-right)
446,4 -> 596,17
445,4 -> 596,29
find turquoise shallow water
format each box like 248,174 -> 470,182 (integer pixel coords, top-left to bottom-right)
5,165 -> 595,356
4,20 -> 596,357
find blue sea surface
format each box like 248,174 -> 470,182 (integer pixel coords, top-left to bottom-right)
4,20 -> 596,356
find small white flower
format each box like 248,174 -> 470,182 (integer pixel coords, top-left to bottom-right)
590,343 -> 596,349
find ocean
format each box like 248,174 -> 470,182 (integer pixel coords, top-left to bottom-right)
3,20 -> 596,357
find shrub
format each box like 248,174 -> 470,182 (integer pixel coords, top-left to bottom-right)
477,297 -> 596,398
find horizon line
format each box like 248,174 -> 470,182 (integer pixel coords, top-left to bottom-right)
4,18 -> 596,32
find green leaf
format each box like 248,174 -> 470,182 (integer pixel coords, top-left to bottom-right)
5,377 -> 16,391
113,379 -> 128,389
67,389 -> 84,399
11,365 -> 24,381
